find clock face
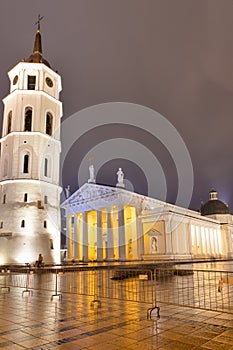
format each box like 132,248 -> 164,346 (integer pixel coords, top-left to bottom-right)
46,77 -> 53,88
13,75 -> 18,85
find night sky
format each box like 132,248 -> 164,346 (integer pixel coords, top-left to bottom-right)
1,0 -> 233,212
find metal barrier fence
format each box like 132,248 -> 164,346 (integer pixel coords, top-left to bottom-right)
0,266 -> 156,306
155,268 -> 233,314
1,266 -> 233,317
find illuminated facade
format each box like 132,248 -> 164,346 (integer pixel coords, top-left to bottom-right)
62,184 -> 233,262
0,24 -> 62,264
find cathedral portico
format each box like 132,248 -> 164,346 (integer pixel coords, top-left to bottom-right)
61,183 -> 143,262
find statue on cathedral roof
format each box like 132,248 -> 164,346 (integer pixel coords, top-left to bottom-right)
88,164 -> 96,183
116,167 -> 125,188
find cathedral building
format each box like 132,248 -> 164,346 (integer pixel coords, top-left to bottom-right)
61,168 -> 233,262
0,22 -> 62,264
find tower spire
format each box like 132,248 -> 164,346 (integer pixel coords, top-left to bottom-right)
33,22 -> 43,55
24,15 -> 50,67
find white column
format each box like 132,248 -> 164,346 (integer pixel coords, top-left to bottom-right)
67,215 -> 73,260
97,210 -> 103,261
201,227 -> 206,256
118,208 -> 126,260
187,223 -> 192,256
76,214 -> 82,261
73,214 -> 77,260
165,218 -> 172,254
196,226 -> 202,256
82,211 -> 88,261
191,225 -> 197,256
65,212 -> 69,261
206,228 -> 211,256
216,229 -> 221,255
107,210 -> 114,260
136,208 -> 143,260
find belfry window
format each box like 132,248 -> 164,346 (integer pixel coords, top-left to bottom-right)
46,113 -> 53,136
21,220 -> 25,228
50,239 -> 54,249
3,158 -> 8,177
44,158 -> 48,177
27,75 -> 36,90
7,111 -> 12,134
44,220 -> 47,228
23,154 -> 29,173
24,108 -> 32,131
3,194 -> 6,204
24,193 -> 28,202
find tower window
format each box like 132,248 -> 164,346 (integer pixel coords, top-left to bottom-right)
0,221 -> 3,229
37,200 -> 44,209
44,158 -> 48,177
50,239 -> 54,249
24,108 -> 32,131
3,194 -> 6,204
21,220 -> 25,228
24,193 -> 28,202
27,75 -> 36,90
46,113 -> 53,136
7,111 -> 12,134
44,195 -> 48,204
23,154 -> 29,173
44,220 -> 47,228
3,158 -> 8,177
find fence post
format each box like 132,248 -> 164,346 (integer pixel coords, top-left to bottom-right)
51,269 -> 62,300
147,268 -> 160,319
90,269 -> 101,308
22,266 -> 33,296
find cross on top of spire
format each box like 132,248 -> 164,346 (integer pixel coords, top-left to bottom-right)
35,14 -> 44,32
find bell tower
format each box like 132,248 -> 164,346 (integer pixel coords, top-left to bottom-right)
0,18 -> 62,264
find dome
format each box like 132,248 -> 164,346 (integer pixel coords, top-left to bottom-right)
201,190 -> 230,216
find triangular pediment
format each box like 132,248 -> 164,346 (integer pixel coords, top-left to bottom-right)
61,183 -> 172,215
61,183 -> 156,213
61,183 -> 118,206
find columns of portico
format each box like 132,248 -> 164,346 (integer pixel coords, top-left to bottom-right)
106,210 -> 114,260
67,215 -> 74,260
96,210 -> 104,261
136,208 -> 144,260
206,227 -> 213,256
73,214 -> 77,260
76,213 -> 82,261
65,213 -> 69,260
118,208 -> 126,260
192,226 -> 196,256
195,226 -> 202,256
82,211 -> 88,261
216,230 -> 220,255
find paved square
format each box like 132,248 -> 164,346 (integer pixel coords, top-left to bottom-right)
0,287 -> 233,349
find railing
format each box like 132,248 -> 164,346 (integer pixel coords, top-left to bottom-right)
0,266 -> 156,306
1,265 -> 233,318
154,268 -> 233,314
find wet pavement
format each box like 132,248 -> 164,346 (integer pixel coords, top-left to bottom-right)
0,287 -> 233,349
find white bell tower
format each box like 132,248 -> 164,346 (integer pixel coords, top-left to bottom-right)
0,19 -> 62,264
